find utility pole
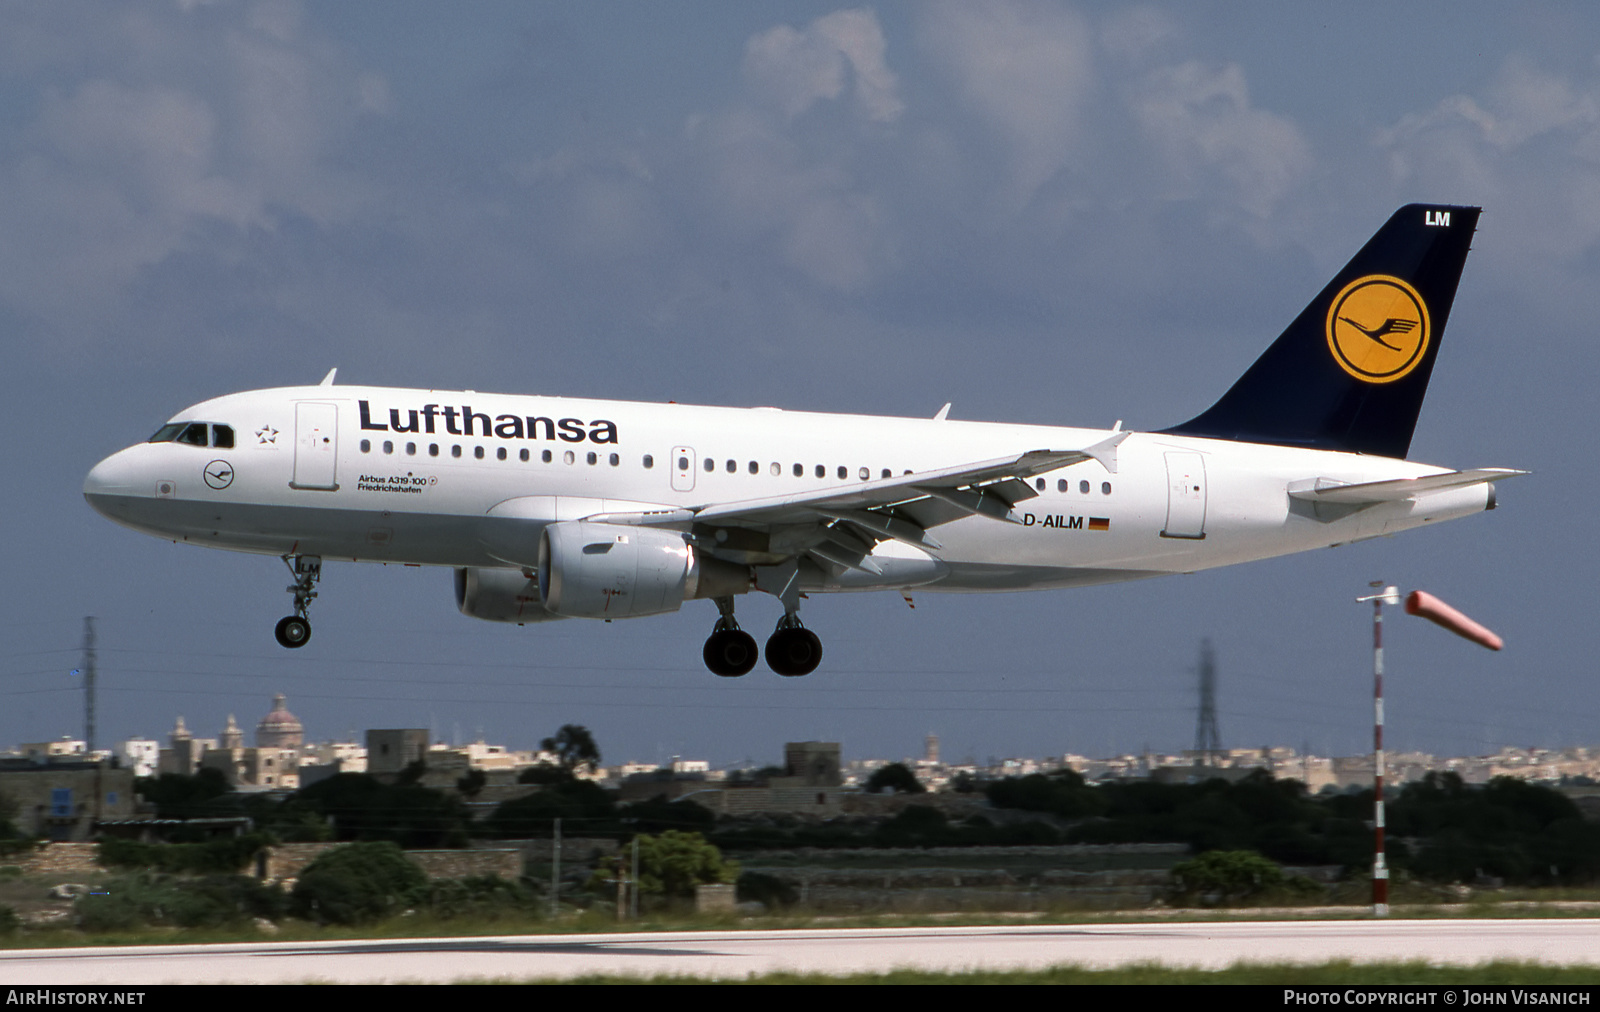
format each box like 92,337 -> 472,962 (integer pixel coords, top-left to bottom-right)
550,817 -> 561,920
1193,638 -> 1221,767
81,617 -> 97,754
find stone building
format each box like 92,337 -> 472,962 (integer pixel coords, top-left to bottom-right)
0,760 -> 137,841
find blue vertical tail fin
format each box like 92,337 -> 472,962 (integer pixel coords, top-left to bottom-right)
1161,204 -> 1480,459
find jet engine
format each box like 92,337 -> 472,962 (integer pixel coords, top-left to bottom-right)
455,567 -> 565,624
538,521 -> 747,619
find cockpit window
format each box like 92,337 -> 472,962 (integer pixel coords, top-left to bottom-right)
148,421 -> 223,447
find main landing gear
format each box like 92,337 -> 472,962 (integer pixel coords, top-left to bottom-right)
274,555 -> 321,649
703,598 -> 758,677
766,613 -> 822,677
701,596 -> 823,677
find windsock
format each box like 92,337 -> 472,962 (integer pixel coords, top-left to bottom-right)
1404,590 -> 1503,651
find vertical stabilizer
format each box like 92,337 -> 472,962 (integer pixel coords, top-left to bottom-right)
1161,204 -> 1480,459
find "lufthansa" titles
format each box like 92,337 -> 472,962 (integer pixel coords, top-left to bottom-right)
358,400 -> 618,444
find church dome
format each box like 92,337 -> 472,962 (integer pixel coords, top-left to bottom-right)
255,693 -> 304,749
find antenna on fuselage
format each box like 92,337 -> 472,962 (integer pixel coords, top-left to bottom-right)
319,367 -> 338,386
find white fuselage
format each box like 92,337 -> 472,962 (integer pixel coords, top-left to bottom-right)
83,383 -> 1492,598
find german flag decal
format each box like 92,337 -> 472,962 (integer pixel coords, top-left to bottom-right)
1088,517 -> 1111,531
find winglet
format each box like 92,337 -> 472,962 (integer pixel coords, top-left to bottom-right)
319,368 -> 338,387
1084,431 -> 1131,474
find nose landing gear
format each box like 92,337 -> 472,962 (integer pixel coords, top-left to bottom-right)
274,555 -> 321,649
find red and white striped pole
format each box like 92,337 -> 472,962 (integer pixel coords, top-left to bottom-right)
1355,582 -> 1503,918
1357,582 -> 1400,916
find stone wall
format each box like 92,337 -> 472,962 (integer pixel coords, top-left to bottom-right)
5,842 -> 98,878
406,849 -> 521,880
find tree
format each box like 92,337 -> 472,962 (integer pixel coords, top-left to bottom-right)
483,778 -> 617,839
541,724 -> 601,775
864,763 -> 925,794
456,769 -> 487,798
625,831 -> 738,899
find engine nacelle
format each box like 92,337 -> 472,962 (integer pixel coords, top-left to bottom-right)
455,567 -> 566,624
539,521 -> 692,619
539,521 -> 747,619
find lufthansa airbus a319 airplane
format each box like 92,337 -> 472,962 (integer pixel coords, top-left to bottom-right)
85,204 -> 1522,676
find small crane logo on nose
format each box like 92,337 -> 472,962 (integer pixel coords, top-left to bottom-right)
204,461 -> 235,489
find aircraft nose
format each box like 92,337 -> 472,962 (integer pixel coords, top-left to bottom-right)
83,448 -> 140,516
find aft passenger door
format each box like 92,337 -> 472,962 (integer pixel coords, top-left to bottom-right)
1161,451 -> 1207,539
291,402 -> 339,490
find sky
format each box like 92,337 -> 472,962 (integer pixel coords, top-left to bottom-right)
2,1 -> 1596,770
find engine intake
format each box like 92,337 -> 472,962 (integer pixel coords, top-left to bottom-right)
539,521 -> 746,619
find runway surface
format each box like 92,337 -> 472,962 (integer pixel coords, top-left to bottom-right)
4,919 -> 1599,984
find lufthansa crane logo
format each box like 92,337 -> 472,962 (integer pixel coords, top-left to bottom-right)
1325,275 -> 1430,384
203,460 -> 235,490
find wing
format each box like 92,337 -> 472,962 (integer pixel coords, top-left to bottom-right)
587,431 -> 1130,574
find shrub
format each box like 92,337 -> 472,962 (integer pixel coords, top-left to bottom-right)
422,875 -> 536,921
1168,849 -> 1286,905
291,841 -> 427,925
736,871 -> 798,910
97,834 -> 270,874
75,873 -> 286,931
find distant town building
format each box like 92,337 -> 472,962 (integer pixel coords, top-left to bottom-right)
367,729 -> 429,777
256,694 -> 304,750
0,759 -> 136,841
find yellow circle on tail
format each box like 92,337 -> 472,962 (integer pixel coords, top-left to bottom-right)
1325,275 -> 1430,384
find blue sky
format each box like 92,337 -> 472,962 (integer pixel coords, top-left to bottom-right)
2,1 -> 1595,768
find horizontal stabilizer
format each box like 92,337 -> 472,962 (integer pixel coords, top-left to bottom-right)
1288,468 -> 1527,505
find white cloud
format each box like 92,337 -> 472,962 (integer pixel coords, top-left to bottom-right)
742,8 -> 903,123
1373,54 -> 1600,323
918,0 -> 1098,212
1128,60 -> 1311,216
0,1 -> 385,338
